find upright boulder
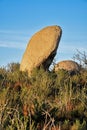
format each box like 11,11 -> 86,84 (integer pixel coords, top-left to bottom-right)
54,60 -> 80,72
20,25 -> 62,74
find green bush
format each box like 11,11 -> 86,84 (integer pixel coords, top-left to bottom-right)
0,60 -> 87,129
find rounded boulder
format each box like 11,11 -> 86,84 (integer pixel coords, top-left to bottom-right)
54,60 -> 80,72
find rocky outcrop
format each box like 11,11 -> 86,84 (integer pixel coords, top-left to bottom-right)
20,25 -> 62,74
54,60 -> 79,72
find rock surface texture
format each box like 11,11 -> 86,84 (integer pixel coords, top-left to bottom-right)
20,25 -> 62,74
54,60 -> 79,72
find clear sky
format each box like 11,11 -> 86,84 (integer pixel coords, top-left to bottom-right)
0,0 -> 87,67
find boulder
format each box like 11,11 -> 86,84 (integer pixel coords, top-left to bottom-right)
20,25 -> 62,74
54,60 -> 79,72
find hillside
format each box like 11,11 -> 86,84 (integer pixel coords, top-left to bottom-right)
0,52 -> 87,130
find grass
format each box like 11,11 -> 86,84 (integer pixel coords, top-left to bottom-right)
0,61 -> 87,130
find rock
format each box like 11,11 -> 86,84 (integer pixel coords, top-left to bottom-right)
54,60 -> 79,72
20,25 -> 62,74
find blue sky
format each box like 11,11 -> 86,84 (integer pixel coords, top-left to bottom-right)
0,0 -> 87,67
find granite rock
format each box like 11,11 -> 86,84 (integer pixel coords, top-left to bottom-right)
20,25 -> 62,74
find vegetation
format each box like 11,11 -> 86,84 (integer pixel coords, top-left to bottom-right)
0,52 -> 87,130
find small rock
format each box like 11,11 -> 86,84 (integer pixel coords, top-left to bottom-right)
54,60 -> 79,72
